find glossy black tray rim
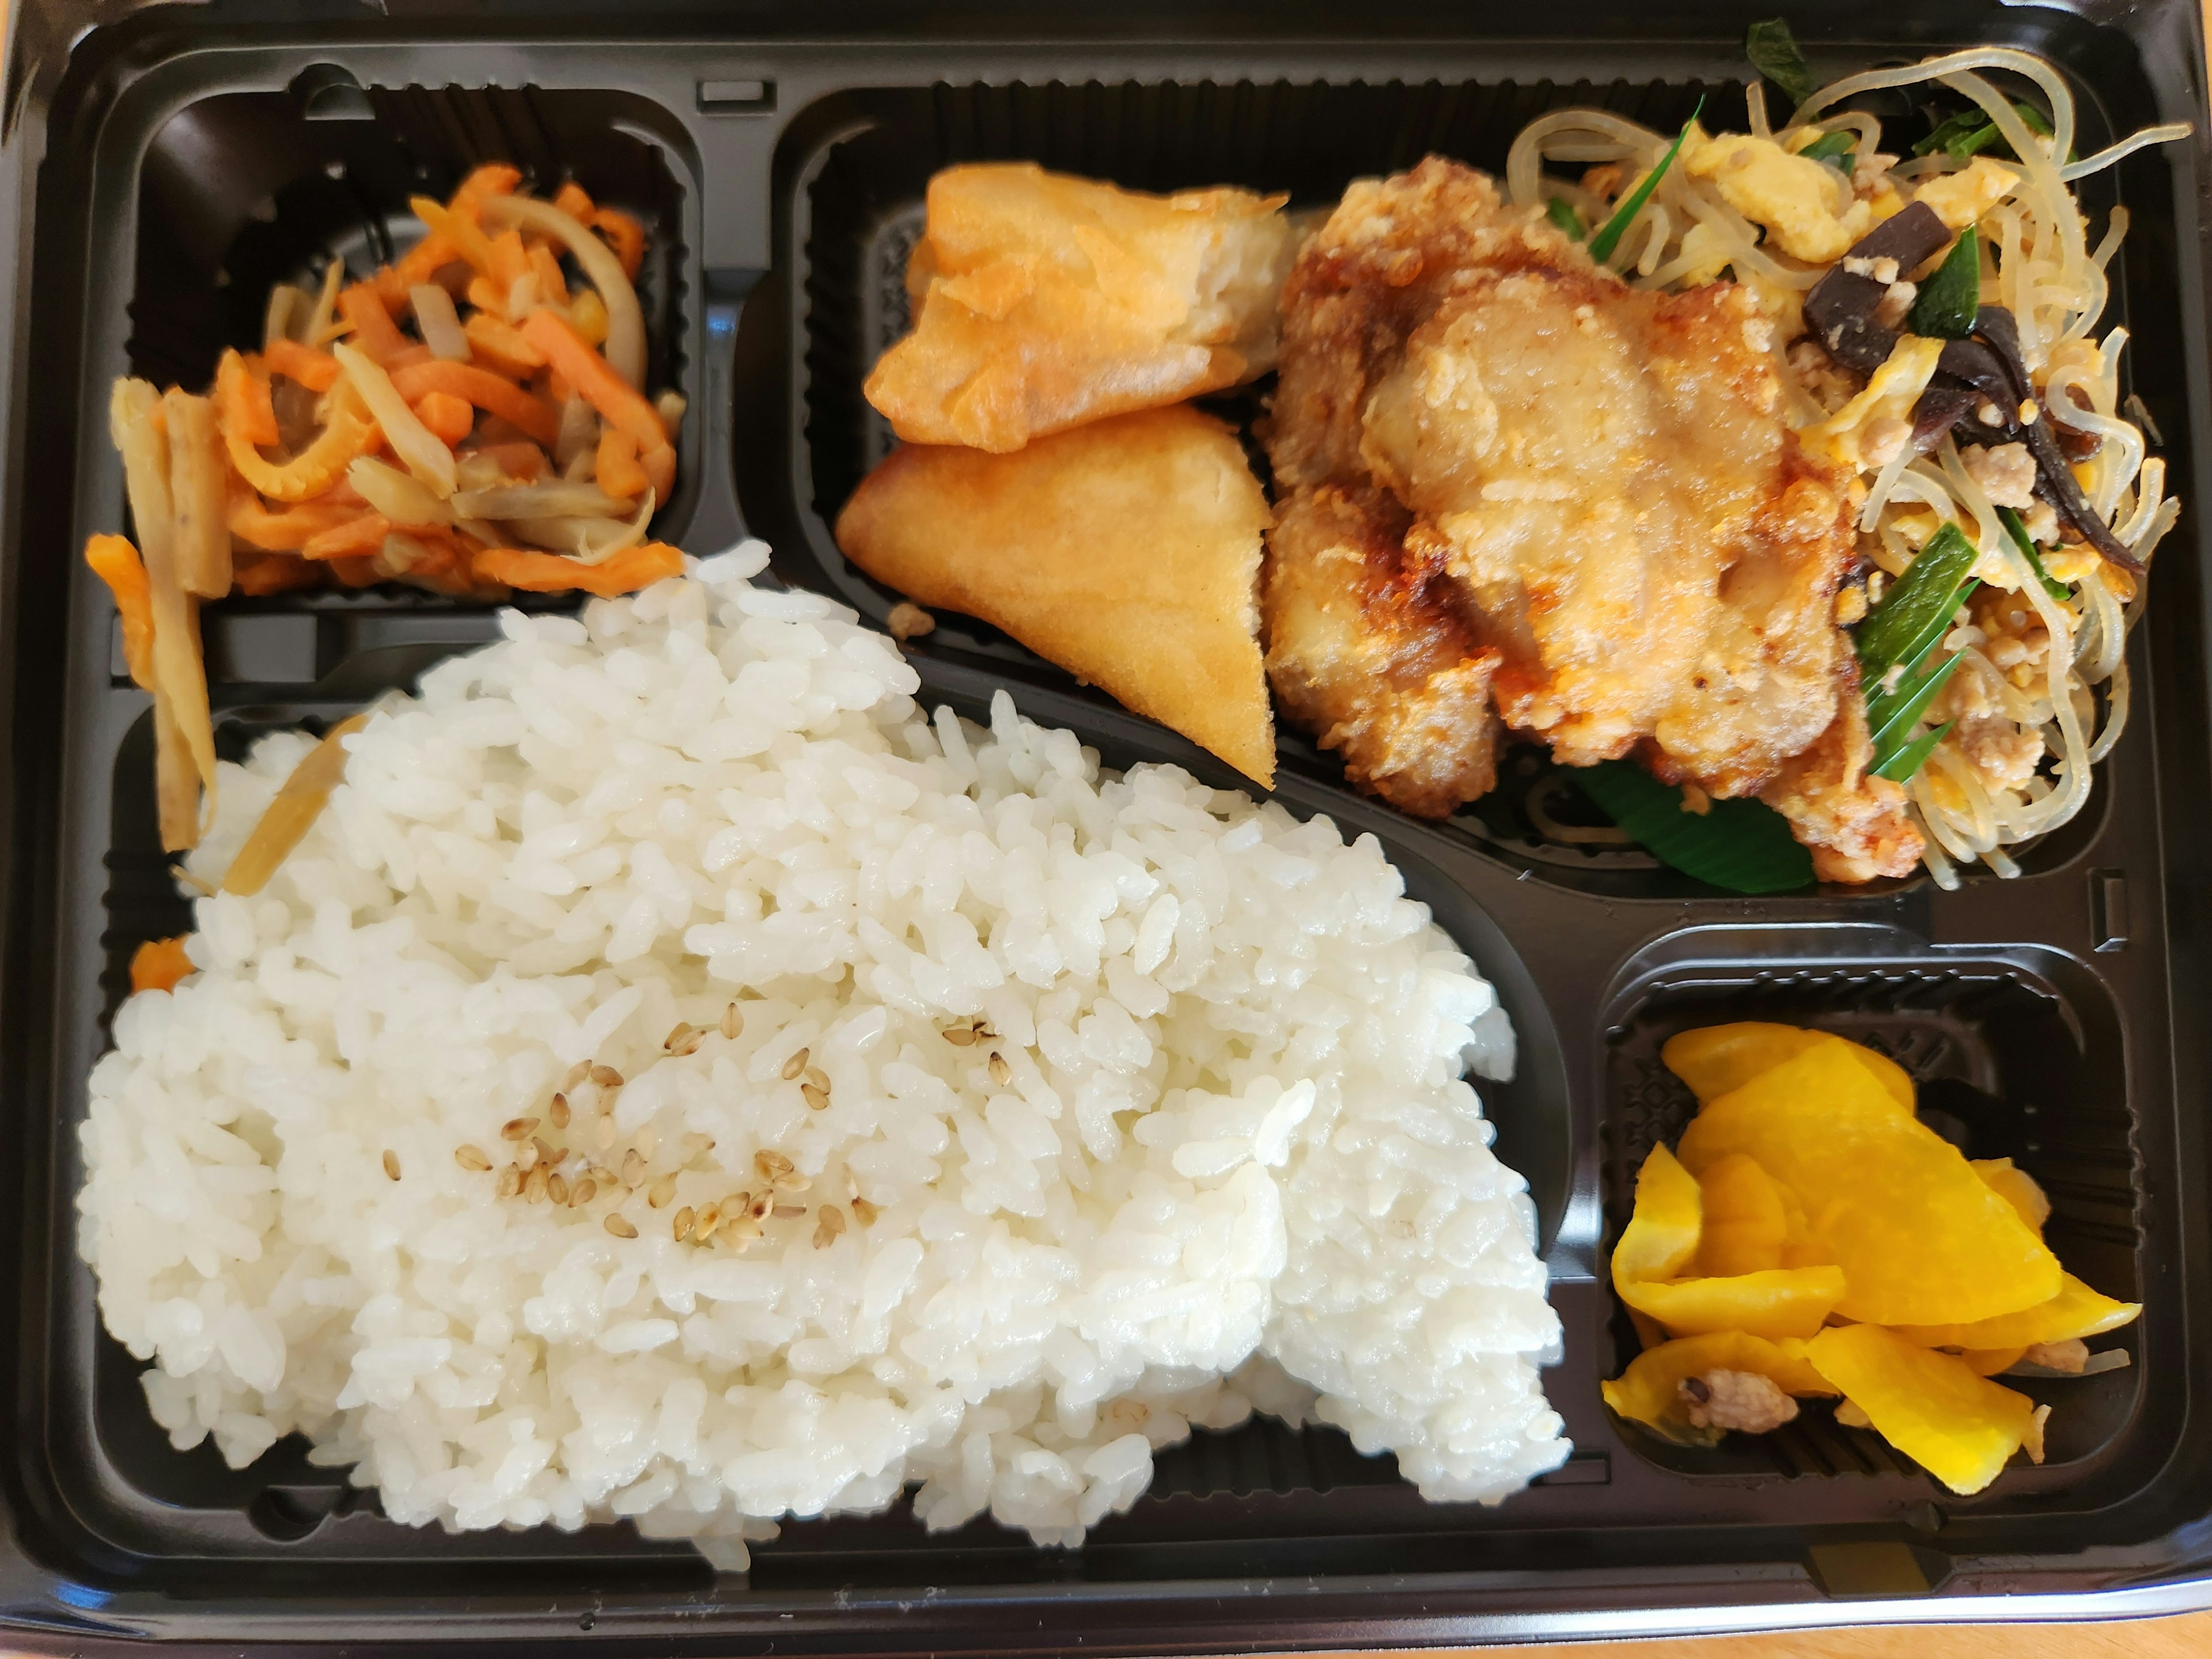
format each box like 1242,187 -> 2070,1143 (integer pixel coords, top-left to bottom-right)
2,1 -> 2210,1652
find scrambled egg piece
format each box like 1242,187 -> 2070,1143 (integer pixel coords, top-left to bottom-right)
1912,157 -> 2021,230
1686,133 -> 1874,264
1798,335 -> 1944,469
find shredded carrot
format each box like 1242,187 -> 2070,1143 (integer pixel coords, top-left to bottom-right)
376,233 -> 459,307
336,284 -> 408,364
412,197 -> 500,279
300,513 -> 393,561
233,553 -> 319,595
547,368 -> 573,406
85,533 -> 156,686
465,274 -> 506,316
226,486 -> 357,551
461,312 -> 544,377
263,337 -> 341,392
221,369 -> 381,502
595,426 -> 647,499
217,352 -> 280,448
593,208 -> 646,281
381,344 -> 436,373
451,163 -> 522,210
412,389 -> 476,446
325,554 -> 382,588
641,440 -> 676,499
527,241 -> 570,306
518,308 -> 666,450
389,359 -> 560,448
486,229 -> 532,292
472,540 -> 684,596
551,181 -> 595,222
130,935 -> 195,994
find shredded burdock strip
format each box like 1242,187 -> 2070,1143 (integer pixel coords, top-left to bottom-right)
220,712 -> 370,896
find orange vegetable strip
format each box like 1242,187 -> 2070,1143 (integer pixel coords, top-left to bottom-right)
337,283 -> 408,364
461,441 -> 549,482
411,196 -> 499,278
85,533 -> 156,687
465,275 -> 507,316
450,163 -> 522,210
519,308 -> 666,450
595,426 -> 647,499
527,241 -> 571,307
551,181 -> 596,222
219,356 -> 380,503
226,487 -> 358,551
327,555 -> 381,588
130,936 -> 195,994
217,352 -> 281,448
300,513 -> 393,561
484,197 -> 645,389
162,389 -> 232,599
486,229 -> 532,291
412,391 -> 476,446
381,344 -> 436,373
233,554 -> 319,596
377,232 -> 458,308
461,312 -> 544,376
472,540 -> 683,597
263,337 -> 342,392
390,359 -> 561,448
641,441 -> 675,500
593,208 -> 646,281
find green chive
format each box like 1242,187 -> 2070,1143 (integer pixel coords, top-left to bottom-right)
1997,505 -> 2073,601
1798,129 -> 1856,173
1855,521 -> 1980,681
1870,721 -> 1956,783
1546,196 -> 1586,240
1904,225 -> 1980,339
1867,650 -> 1965,767
1589,99 -> 1703,266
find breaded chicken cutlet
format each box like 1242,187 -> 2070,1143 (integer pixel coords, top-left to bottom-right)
1262,157 -> 1922,882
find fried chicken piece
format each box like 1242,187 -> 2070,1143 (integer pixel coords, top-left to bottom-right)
834,404 -> 1275,785
864,163 -> 1296,453
1263,156 -> 1921,878
1263,484 -> 1500,816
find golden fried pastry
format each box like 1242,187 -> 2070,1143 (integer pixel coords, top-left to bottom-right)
863,163 -> 1296,454
835,405 -> 1275,785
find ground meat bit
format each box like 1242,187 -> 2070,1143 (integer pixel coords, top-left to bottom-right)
1931,652 -> 2002,724
2021,499 -> 2059,544
1961,441 -> 2039,510
1956,713 -> 2044,791
1873,281 -> 1917,329
1680,1369 -> 1800,1434
1835,1398 -> 1874,1430
1787,338 -> 1860,414
2024,1402 -> 2052,1464
2022,1338 -> 2090,1374
1861,415 -> 1911,469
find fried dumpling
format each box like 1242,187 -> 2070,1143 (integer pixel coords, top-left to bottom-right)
863,162 -> 1296,454
835,404 -> 1276,785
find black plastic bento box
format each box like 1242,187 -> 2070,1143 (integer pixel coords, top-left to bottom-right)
2,0 -> 2210,1650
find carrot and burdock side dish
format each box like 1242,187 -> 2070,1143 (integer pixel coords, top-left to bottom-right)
85,165 -> 690,851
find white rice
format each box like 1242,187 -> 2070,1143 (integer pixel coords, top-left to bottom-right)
77,544 -> 1567,1555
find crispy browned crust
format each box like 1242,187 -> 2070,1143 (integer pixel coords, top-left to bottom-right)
1263,484 -> 1500,817
863,163 -> 1294,453
1260,154 -> 1923,880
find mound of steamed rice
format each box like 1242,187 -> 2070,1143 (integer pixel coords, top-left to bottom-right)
77,543 -> 1567,1552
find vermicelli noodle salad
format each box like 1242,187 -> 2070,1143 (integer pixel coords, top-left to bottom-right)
1509,38 -> 2189,885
